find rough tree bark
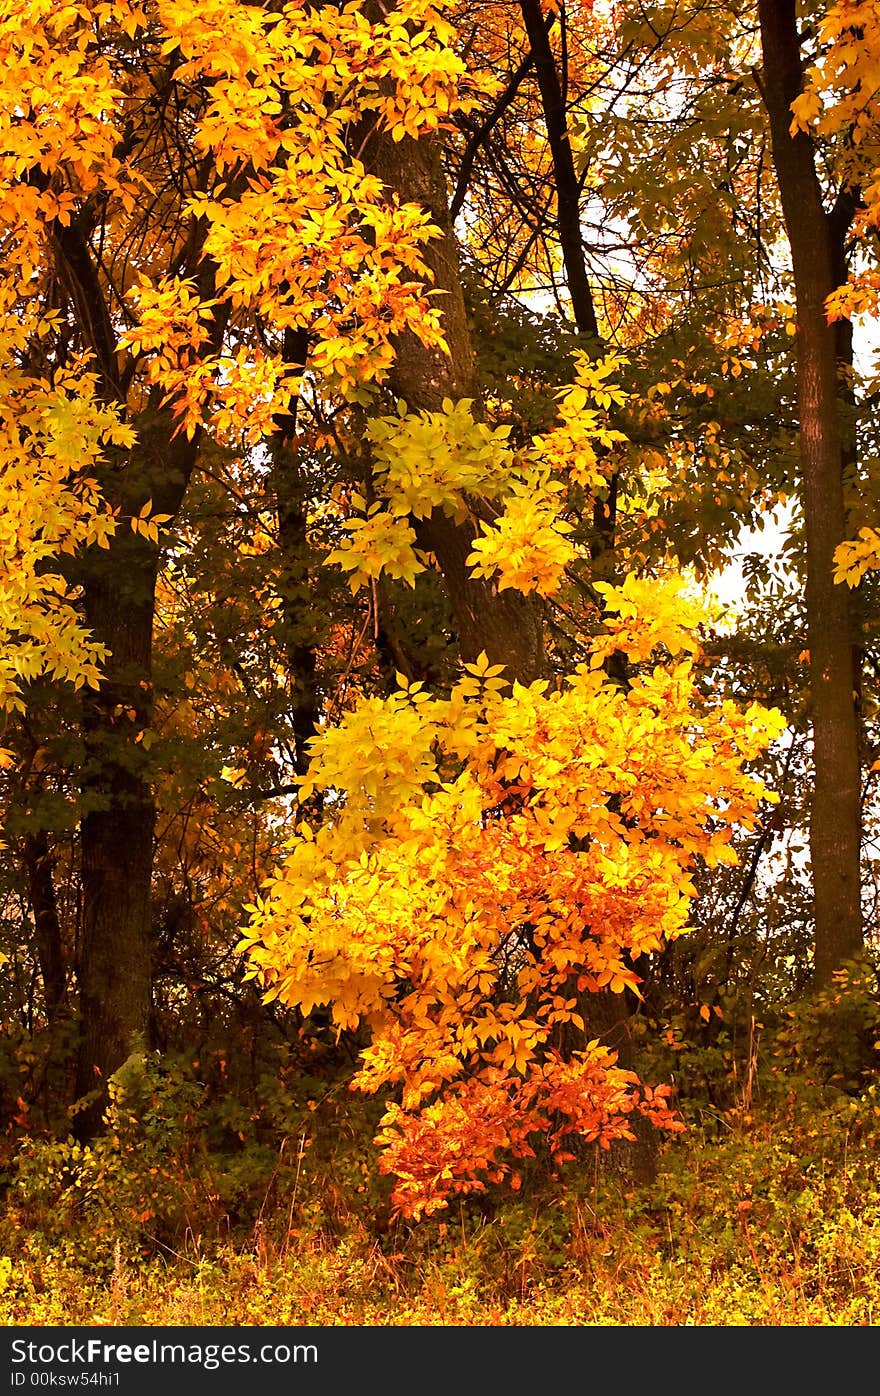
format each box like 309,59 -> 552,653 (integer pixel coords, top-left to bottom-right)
44,159 -> 226,1137
758,0 -> 863,985
363,126 -> 546,682
38,204 -> 167,1138
74,409 -> 201,1139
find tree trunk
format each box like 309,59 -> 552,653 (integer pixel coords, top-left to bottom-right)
75,534 -> 158,1138
23,830 -> 67,1024
517,0 -> 654,1175
758,0 -> 863,985
518,0 -> 599,341
365,126 -> 545,684
270,327 -> 322,778
518,0 -> 619,564
74,412 -> 200,1139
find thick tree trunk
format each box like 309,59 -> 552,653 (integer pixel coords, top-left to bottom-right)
75,533 -> 158,1138
74,413 -> 200,1139
365,127 -> 545,684
759,0 -> 863,984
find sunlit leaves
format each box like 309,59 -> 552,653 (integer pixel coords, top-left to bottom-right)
113,0 -> 475,427
243,591 -> 785,1217
588,574 -> 705,668
1,0 -> 474,441
834,527 -> 880,588
467,477 -> 576,597
0,314 -> 119,711
529,352 -> 627,493
130,499 -> 172,545
328,357 -> 629,599
370,398 -> 515,520
790,0 -> 880,323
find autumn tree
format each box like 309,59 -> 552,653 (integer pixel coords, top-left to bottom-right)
235,4 -> 786,1211
0,0 -> 850,1221
0,0 -> 482,1131
242,565 -> 783,1219
549,0 -> 880,987
757,0 -> 864,984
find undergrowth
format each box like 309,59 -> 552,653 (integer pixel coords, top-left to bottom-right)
2,960 -> 879,1326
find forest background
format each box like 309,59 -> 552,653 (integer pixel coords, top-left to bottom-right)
1,0 -> 880,1325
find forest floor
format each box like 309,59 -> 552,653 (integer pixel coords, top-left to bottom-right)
3,975 -> 879,1327
2,1095 -> 878,1327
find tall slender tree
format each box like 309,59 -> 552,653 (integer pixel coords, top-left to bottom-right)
757,0 -> 863,983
